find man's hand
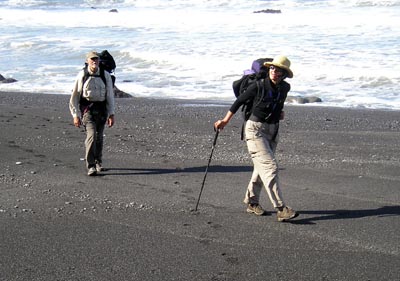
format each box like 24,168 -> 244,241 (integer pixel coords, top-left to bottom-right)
108,115 -> 115,127
73,117 -> 81,128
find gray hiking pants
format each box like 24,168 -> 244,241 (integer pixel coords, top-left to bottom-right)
82,110 -> 107,169
243,120 -> 285,208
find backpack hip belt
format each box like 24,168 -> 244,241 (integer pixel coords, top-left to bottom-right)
248,114 -> 277,124
80,100 -> 107,116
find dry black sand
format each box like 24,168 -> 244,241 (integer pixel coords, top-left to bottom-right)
0,91 -> 399,280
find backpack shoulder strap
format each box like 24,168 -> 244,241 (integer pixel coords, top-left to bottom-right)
82,66 -> 89,86
279,81 -> 290,98
252,78 -> 265,109
99,67 -> 107,86
239,78 -> 265,141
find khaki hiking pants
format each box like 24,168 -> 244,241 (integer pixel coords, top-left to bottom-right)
82,110 -> 107,169
243,120 -> 285,209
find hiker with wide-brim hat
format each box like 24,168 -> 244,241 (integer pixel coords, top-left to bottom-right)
214,55 -> 298,222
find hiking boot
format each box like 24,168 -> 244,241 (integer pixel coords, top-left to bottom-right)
87,167 -> 97,176
246,204 -> 265,216
96,163 -> 104,173
276,206 -> 298,222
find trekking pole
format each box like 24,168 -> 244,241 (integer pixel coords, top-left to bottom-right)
194,129 -> 219,211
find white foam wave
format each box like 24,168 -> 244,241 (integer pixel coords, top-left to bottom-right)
2,0 -> 400,9
0,0 -> 400,110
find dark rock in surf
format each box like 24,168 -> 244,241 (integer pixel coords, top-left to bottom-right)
0,74 -> 17,83
286,96 -> 322,104
253,9 -> 281,14
114,85 -> 132,98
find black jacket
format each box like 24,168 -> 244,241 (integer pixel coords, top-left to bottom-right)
230,78 -> 290,124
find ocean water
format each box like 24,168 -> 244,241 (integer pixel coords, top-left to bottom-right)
0,0 -> 399,109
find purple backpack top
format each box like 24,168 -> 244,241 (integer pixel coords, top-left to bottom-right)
243,57 -> 273,75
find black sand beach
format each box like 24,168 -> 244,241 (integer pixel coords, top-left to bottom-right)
0,91 -> 399,280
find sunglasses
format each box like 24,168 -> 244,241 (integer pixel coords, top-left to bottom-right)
269,65 -> 284,74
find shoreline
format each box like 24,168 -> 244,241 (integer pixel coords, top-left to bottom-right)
2,90 -> 400,113
0,90 -> 399,280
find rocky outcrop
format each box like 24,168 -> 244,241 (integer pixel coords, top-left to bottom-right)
114,85 -> 132,98
89,6 -> 118,13
253,9 -> 281,14
0,74 -> 17,83
286,96 -> 322,104
0,73 -> 131,98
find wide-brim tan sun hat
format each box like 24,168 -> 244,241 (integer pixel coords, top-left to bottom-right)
264,55 -> 293,78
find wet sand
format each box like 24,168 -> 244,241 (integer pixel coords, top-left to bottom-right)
0,91 -> 399,280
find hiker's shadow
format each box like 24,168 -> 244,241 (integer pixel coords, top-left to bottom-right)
291,205 -> 400,225
102,165 -> 253,176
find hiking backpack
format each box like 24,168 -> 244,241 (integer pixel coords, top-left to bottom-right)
232,58 -> 273,121
98,50 -> 116,74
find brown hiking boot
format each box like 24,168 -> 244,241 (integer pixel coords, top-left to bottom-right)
246,204 -> 266,216
87,167 -> 97,176
96,163 -> 104,172
276,206 -> 298,222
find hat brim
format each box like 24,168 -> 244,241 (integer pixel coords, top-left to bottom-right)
264,62 -> 293,78
86,51 -> 100,60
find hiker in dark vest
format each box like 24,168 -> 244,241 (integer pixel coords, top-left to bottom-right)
69,51 -> 115,176
214,55 -> 298,222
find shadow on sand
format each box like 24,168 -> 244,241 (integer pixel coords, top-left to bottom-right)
96,166 -> 399,226
290,205 -> 400,225
101,165 -> 253,176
